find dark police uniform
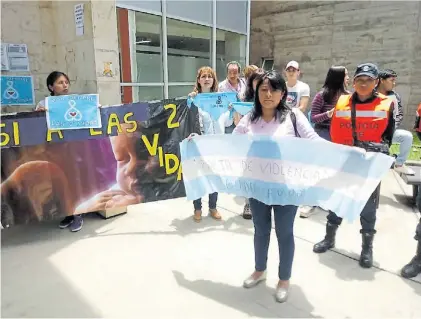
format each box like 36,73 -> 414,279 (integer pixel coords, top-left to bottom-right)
313,63 -> 395,269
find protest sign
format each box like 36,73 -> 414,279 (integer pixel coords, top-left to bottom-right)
231,102 -> 253,116
0,98 -> 200,228
1,75 -> 34,106
189,92 -> 238,121
180,134 -> 394,221
45,94 -> 101,130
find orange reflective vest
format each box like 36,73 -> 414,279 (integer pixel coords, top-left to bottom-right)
416,103 -> 421,133
330,93 -> 392,146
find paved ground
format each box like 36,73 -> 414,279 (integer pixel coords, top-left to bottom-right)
2,170 -> 421,318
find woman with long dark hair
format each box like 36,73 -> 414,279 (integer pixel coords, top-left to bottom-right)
234,70 -> 320,303
310,66 -> 350,141
300,67 -> 349,219
235,68 -> 265,219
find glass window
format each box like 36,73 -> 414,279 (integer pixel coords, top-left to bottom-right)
133,12 -> 163,83
168,85 -> 195,99
216,29 -> 247,80
167,19 -> 212,83
262,58 -> 274,71
131,86 -> 164,102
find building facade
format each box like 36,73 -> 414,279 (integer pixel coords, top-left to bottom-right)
0,0 -> 250,109
117,0 -> 250,103
250,1 -> 421,129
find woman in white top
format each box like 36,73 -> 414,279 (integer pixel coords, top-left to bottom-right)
234,70 -> 320,303
35,71 -> 84,232
188,66 -> 229,222
35,71 -> 70,111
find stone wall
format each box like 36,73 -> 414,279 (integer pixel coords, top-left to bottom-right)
1,0 -> 121,110
250,1 -> 421,129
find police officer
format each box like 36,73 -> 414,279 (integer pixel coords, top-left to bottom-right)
401,219 -> 421,278
313,63 -> 395,268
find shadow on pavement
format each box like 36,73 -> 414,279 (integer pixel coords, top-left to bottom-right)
170,214 -> 254,237
1,214 -> 111,318
400,276 -> 421,296
379,194 -> 415,212
298,208 -> 328,226
316,248 -> 380,282
172,270 -> 321,318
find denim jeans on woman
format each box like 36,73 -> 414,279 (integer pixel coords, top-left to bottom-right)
193,193 -> 218,210
314,126 -> 331,141
249,198 -> 298,280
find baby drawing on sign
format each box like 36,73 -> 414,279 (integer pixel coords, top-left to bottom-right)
74,123 -> 158,214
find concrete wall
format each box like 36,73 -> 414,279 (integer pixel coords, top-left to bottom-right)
250,1 -> 421,129
1,0 -> 121,110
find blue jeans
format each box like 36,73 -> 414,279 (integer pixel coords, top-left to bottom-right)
193,193 -> 218,210
392,129 -> 413,165
249,198 -> 298,280
315,127 -> 331,141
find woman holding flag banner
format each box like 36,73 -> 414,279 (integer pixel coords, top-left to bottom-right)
233,70 -> 320,303
187,66 -> 230,222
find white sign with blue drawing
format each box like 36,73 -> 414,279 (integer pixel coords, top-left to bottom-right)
189,92 -> 238,121
45,94 -> 101,130
1,75 -> 35,106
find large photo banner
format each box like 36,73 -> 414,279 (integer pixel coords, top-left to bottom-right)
0,98 -> 200,227
180,134 -> 394,221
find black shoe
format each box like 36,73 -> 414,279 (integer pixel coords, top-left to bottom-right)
59,216 -> 75,229
401,241 -> 421,278
359,231 -> 375,268
242,203 -> 252,220
69,215 -> 84,232
313,222 -> 338,253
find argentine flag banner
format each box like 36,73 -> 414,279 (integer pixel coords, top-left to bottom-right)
180,135 -> 394,221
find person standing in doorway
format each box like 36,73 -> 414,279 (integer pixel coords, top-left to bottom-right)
284,61 -> 310,113
35,71 -> 84,232
376,69 -> 414,175
313,63 -> 395,269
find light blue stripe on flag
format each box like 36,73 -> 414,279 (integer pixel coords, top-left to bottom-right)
232,102 -> 253,116
180,134 -> 394,221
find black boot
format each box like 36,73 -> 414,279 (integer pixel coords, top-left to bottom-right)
401,241 -> 421,279
359,231 -> 375,268
313,222 -> 338,253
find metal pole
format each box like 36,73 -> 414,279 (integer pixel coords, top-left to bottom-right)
246,0 -> 251,65
162,0 -> 169,98
212,0 -> 217,69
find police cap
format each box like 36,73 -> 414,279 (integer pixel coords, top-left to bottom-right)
354,63 -> 379,79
